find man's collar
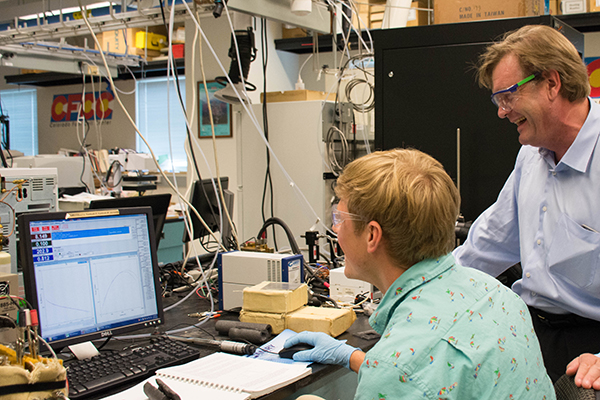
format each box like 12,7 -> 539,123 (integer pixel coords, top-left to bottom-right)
541,97 -> 600,172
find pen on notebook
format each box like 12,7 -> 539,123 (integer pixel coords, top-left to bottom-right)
156,379 -> 181,400
581,224 -> 599,233
143,378 -> 181,400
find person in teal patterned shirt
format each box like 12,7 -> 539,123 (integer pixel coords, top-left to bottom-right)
284,148 -> 555,399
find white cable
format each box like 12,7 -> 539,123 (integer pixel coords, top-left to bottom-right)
78,0 -> 227,252
192,7 -> 239,250
357,67 -> 373,154
184,4 -> 329,236
161,3 -> 238,254
296,53 -> 313,90
168,7 -> 224,307
37,334 -> 58,359
159,3 -> 220,310
317,72 -> 343,173
78,54 -> 132,191
81,52 -> 136,95
325,0 -> 373,56
345,0 -> 374,54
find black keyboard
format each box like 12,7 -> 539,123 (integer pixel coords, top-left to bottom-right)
66,336 -> 200,399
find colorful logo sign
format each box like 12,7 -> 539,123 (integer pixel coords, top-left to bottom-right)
585,57 -> 600,98
50,91 -> 114,122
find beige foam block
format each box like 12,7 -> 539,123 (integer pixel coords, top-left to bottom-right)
239,310 -> 287,334
243,282 -> 308,314
286,306 -> 357,337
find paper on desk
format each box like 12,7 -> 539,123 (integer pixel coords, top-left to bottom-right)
59,193 -> 110,203
99,332 -> 311,400
246,329 -> 311,367
68,341 -> 99,360
99,376 -> 250,400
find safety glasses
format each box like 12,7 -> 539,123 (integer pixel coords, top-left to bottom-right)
490,73 -> 538,111
332,209 -> 365,227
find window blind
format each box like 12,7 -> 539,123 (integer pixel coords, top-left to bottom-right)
0,88 -> 38,156
136,76 -> 188,172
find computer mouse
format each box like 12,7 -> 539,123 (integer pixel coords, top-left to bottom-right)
278,343 -> 314,359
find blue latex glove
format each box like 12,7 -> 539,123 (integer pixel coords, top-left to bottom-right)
283,331 -> 360,369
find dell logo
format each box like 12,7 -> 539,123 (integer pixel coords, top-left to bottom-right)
101,330 -> 112,337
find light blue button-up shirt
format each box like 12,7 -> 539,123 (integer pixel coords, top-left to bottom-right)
454,98 -> 600,320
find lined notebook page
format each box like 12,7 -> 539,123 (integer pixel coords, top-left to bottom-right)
100,376 -> 250,400
157,352 -> 311,397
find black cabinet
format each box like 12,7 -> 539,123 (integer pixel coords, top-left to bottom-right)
373,15 -> 583,222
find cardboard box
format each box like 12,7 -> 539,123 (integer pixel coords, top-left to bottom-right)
548,0 -> 560,13
434,0 -> 546,24
282,27 -> 308,39
239,310 -> 287,334
352,2 -> 371,28
20,69 -> 46,74
96,28 -> 164,57
590,0 -> 600,11
407,1 -> 430,26
560,0 -> 586,12
286,306 -> 356,337
242,281 -> 308,314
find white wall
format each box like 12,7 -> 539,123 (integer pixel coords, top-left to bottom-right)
0,13 -> 305,252
36,80 -> 137,153
183,15 -> 301,247
184,15 -> 299,180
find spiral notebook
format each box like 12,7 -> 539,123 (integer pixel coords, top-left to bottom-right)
102,352 -> 312,400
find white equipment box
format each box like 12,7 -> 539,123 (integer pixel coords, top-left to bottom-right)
11,155 -> 93,193
0,168 -> 59,276
217,251 -> 303,310
329,267 -> 373,303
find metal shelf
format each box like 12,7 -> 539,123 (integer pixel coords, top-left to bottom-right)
557,12 -> 600,32
4,58 -> 184,87
275,13 -> 600,54
275,31 -> 374,54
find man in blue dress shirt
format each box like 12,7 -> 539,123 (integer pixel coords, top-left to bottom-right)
453,24 -> 600,384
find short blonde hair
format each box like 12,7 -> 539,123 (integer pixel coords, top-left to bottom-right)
477,25 -> 589,101
335,148 -> 460,267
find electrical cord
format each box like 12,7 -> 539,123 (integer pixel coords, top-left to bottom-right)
0,200 -> 16,237
257,217 -> 301,255
0,122 -> 8,168
184,1 -> 330,238
196,46 -> 240,250
260,17 -> 277,251
325,125 -> 350,174
104,160 -> 123,188
78,149 -> 92,193
345,78 -> 375,113
79,1 -> 228,253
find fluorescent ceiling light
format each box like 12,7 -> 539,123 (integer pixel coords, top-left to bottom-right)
19,2 -> 115,21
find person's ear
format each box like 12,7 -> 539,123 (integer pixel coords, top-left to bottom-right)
365,221 -> 383,254
541,69 -> 561,100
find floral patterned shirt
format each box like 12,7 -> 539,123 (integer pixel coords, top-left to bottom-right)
355,254 -> 555,400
